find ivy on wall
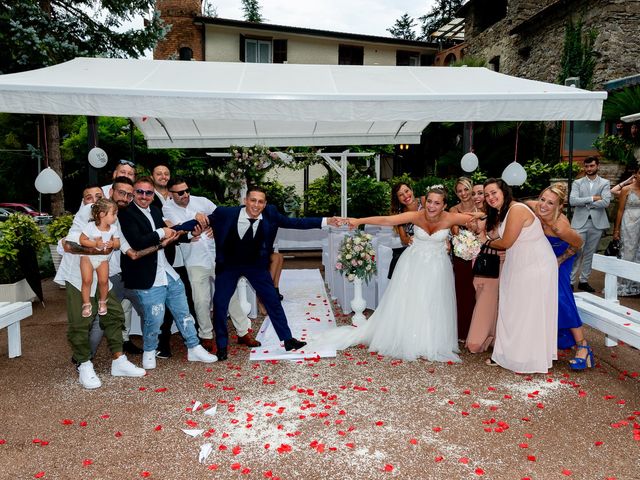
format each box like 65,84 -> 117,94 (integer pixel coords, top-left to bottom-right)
558,18 -> 598,89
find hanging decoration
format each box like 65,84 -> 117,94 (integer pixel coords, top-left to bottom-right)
88,147 -> 108,168
34,167 -> 63,194
460,122 -> 479,172
34,115 -> 63,194
502,123 -> 527,186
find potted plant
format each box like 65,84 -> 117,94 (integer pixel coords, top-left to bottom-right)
46,214 -> 73,272
0,213 -> 46,302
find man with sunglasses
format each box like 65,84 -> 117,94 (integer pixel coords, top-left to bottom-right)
101,159 -> 136,197
118,177 -> 217,369
163,177 -> 260,353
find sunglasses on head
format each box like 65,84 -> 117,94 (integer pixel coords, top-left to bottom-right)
170,188 -> 190,197
135,189 -> 154,197
118,159 -> 136,167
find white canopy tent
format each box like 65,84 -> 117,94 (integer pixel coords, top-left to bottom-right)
0,58 -> 607,216
0,57 -> 606,149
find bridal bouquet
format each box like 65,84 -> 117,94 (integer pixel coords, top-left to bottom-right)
336,230 -> 377,283
451,229 -> 481,261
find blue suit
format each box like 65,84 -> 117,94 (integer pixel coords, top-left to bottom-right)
208,205 -> 322,348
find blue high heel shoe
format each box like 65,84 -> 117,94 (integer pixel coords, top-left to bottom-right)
569,343 -> 594,370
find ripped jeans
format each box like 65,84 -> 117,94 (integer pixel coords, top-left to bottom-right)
130,275 -> 199,352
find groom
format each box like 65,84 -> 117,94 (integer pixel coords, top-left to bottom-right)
205,185 -> 341,360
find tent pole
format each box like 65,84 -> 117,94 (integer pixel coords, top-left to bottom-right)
87,116 -> 98,184
567,120 -> 574,220
341,151 -> 348,218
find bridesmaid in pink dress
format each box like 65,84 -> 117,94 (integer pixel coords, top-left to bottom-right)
483,179 -> 558,373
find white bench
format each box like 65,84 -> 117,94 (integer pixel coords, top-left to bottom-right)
0,301 -> 32,358
574,254 -> 640,350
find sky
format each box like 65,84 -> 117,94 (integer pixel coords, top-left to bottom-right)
201,0 -> 438,38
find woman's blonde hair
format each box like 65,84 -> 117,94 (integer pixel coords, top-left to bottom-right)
455,177 -> 473,196
540,182 -> 568,221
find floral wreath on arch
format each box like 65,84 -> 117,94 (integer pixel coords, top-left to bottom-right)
335,230 -> 377,283
223,145 -> 322,196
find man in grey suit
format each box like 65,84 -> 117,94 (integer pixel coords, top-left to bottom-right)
569,156 -> 611,292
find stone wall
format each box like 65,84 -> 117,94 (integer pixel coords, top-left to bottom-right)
463,0 -> 640,88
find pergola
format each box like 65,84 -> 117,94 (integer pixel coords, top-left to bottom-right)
0,57 -> 607,215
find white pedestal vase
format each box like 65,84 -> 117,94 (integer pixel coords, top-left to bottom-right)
350,277 -> 367,327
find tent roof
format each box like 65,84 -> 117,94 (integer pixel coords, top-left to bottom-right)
0,57 -> 606,148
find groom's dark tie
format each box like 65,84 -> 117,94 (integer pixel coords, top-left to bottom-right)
243,218 -> 257,241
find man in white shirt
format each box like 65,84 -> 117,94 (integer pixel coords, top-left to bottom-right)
54,183 -> 145,390
163,177 -> 260,351
100,159 -> 136,198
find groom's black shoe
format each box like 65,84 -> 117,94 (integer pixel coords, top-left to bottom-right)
284,338 -> 306,351
216,347 -> 228,361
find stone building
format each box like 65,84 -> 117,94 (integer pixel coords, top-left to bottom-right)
459,0 -> 640,89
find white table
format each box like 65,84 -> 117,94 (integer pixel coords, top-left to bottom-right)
0,301 -> 32,358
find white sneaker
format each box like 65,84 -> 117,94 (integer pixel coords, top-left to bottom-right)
188,344 -> 218,363
142,350 -> 157,370
111,355 -> 146,377
78,361 -> 102,389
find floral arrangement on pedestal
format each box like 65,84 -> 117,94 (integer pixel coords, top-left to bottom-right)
451,229 -> 481,261
335,230 -> 377,283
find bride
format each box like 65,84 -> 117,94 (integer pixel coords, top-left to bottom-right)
314,186 -> 482,362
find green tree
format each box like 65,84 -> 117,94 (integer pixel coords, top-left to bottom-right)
241,0 -> 264,23
0,1 -> 166,215
387,13 -> 417,40
418,0 -> 463,40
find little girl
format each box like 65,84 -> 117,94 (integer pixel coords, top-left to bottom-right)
79,198 -> 120,317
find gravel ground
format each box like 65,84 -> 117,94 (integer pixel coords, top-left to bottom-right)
0,254 -> 638,480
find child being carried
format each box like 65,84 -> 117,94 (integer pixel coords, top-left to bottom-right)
79,198 -> 120,318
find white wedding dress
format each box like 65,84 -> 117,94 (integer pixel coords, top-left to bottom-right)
314,227 -> 460,362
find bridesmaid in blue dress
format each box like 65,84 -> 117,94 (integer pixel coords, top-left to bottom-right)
526,183 -> 592,370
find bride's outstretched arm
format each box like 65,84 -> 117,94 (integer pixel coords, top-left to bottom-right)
449,211 -> 485,228
348,211 -> 419,229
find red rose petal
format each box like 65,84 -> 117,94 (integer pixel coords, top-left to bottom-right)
562,469 -> 572,476
475,468 -> 485,476
409,438 -> 418,445
34,473 -> 45,479
459,457 -> 469,464
232,445 -> 242,455
140,472 -> 151,478
231,463 -> 241,470
594,441 -> 604,446
61,419 -> 73,425
208,465 -> 219,471
519,443 -> 528,448
375,421 -> 384,426
527,455 -> 536,462
383,464 -> 394,472
435,456 -> 444,463
82,459 -> 93,467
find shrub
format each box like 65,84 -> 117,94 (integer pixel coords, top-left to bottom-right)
0,213 -> 46,283
262,181 -> 302,217
46,214 -> 74,244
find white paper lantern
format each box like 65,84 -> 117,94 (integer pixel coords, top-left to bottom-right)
34,167 -> 63,194
88,147 -> 108,168
460,152 -> 479,172
502,161 -> 527,186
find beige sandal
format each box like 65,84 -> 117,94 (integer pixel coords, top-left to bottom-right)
81,303 -> 93,318
97,300 -> 108,316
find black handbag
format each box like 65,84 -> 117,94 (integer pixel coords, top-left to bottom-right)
604,238 -> 621,257
472,242 -> 500,278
